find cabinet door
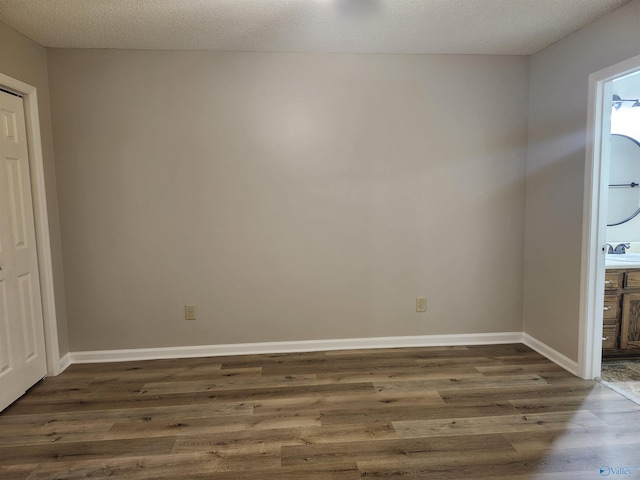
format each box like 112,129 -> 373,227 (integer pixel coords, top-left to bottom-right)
621,293 -> 640,350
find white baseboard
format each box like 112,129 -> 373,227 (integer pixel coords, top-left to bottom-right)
69,332 -> 523,364
58,352 -> 71,374
67,332 -> 579,377
522,333 -> 578,376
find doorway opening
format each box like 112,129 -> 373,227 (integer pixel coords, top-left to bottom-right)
579,54 -> 640,381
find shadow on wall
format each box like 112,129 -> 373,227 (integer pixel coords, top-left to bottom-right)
523,108 -> 588,360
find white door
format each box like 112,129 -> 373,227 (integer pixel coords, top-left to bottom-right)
0,90 -> 47,411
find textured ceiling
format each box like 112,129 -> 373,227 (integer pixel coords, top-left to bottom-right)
0,0 -> 632,55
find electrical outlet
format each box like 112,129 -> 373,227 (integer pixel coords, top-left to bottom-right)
185,304 -> 196,320
416,297 -> 426,312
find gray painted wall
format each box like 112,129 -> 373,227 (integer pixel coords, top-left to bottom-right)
524,0 -> 640,360
47,50 -> 529,351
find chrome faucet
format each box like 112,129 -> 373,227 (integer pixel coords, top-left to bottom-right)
614,243 -> 631,254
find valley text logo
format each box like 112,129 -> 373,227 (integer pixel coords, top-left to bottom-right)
600,465 -> 640,476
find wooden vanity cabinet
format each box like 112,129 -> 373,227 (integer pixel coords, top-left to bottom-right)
603,269 -> 640,356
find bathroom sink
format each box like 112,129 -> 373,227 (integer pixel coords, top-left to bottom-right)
606,253 -> 640,263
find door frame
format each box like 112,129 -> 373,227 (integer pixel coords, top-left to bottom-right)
0,72 -> 61,376
579,54 -> 640,380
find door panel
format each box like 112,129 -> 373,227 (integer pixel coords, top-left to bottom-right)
0,279 -> 11,374
0,90 -> 46,411
6,156 -> 28,248
621,292 -> 640,350
17,273 -> 37,360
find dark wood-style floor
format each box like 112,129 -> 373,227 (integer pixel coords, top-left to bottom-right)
2,343 -> 640,479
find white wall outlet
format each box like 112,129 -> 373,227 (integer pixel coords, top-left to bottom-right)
416,297 -> 426,312
185,304 -> 196,320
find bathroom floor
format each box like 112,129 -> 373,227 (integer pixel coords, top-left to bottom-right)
600,358 -> 640,404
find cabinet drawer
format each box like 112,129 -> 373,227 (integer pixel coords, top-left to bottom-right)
603,294 -> 620,321
625,271 -> 640,288
602,325 -> 618,350
605,271 -> 623,290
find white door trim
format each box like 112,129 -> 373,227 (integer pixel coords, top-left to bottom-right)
0,72 -> 61,376
579,54 -> 640,380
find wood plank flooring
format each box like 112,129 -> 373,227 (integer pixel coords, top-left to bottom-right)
2,343 -> 640,479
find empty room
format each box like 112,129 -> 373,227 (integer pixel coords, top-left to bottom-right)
1,0 -> 640,478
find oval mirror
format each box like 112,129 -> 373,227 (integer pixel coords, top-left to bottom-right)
608,134 -> 640,226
